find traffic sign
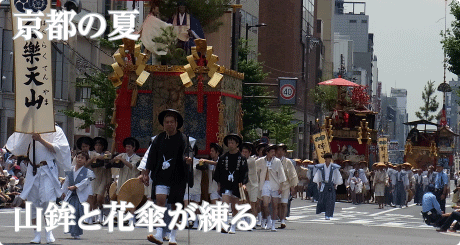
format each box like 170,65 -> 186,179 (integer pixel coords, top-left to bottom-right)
279,78 -> 297,105
280,84 -> 296,100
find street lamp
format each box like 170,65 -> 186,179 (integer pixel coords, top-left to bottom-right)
244,23 -> 266,61
245,23 -> 267,40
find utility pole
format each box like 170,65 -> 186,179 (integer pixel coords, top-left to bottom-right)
303,37 -> 310,160
231,1 -> 241,71
303,35 -> 320,159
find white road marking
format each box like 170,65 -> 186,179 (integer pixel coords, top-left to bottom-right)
368,203 -> 416,217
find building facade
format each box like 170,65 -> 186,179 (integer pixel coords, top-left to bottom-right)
258,0 -> 322,158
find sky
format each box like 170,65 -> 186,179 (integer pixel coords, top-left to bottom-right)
362,0 -> 457,122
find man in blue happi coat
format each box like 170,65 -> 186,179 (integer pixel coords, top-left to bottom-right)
313,153 -> 343,220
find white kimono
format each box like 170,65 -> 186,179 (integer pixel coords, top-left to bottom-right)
6,125 -> 71,207
116,153 -> 142,195
347,169 -> 368,186
61,166 -> 95,203
313,163 -> 343,190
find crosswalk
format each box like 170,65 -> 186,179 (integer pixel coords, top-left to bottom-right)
287,203 -> 433,230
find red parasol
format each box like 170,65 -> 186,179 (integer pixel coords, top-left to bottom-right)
318,78 -> 360,87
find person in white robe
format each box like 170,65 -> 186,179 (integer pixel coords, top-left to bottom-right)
61,151 -> 94,239
9,124 -> 71,244
138,3 -> 172,65
373,163 -> 389,209
313,153 -> 343,220
350,170 -> 363,205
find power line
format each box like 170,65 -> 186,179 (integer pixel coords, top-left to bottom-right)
60,41 -> 106,73
83,36 -> 117,59
261,63 -> 305,75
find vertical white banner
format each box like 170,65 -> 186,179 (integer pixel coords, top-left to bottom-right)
11,0 -> 55,133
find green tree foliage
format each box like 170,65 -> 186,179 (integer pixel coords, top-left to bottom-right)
309,85 -> 338,113
159,0 -> 231,33
267,106 -> 300,150
152,26 -> 187,65
238,40 -> 271,142
238,40 -> 299,148
415,81 -> 439,122
441,1 -> 460,76
63,72 -> 117,139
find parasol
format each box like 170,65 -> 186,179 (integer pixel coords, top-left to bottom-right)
318,77 -> 361,111
318,78 -> 360,87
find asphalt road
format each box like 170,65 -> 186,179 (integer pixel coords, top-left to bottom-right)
2,197 -> 460,245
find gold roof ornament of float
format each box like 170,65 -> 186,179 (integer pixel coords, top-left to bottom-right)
109,38 -> 150,89
180,39 -> 224,88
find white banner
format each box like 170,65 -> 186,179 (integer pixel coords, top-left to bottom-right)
11,0 -> 55,133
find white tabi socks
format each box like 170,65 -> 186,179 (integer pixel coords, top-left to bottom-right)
30,229 -> 41,244
129,215 -> 136,227
229,224 -> 236,234
155,227 -> 164,242
256,212 -> 262,226
265,216 -> 272,230
271,219 -> 277,232
46,230 -> 55,243
169,229 -> 177,243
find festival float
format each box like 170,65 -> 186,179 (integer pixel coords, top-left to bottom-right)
106,4 -> 244,156
312,78 -> 378,201
316,78 -> 378,165
404,120 -> 458,170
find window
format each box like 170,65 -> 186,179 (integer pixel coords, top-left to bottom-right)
7,118 -> 14,139
241,10 -> 246,26
81,87 -> 91,100
350,20 -> 357,23
252,16 -> 258,33
361,20 -> 368,23
1,30 -> 14,92
302,0 -> 315,42
246,13 -> 253,26
75,78 -> 91,102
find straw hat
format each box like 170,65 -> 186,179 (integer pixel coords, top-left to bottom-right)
302,159 -> 313,165
117,178 -> 145,207
403,162 -> 412,167
109,182 -> 118,201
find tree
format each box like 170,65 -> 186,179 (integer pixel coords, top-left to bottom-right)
159,0 -> 232,33
415,81 -> 439,122
238,39 -> 272,142
63,72 -> 117,139
152,26 -> 187,65
309,85 -> 338,114
441,1 -> 460,76
238,40 -> 299,148
267,106 -> 301,150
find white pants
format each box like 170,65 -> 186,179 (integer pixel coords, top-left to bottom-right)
155,185 -> 170,195
261,181 -> 280,198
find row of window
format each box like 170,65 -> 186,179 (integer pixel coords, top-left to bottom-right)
350,20 -> 368,23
